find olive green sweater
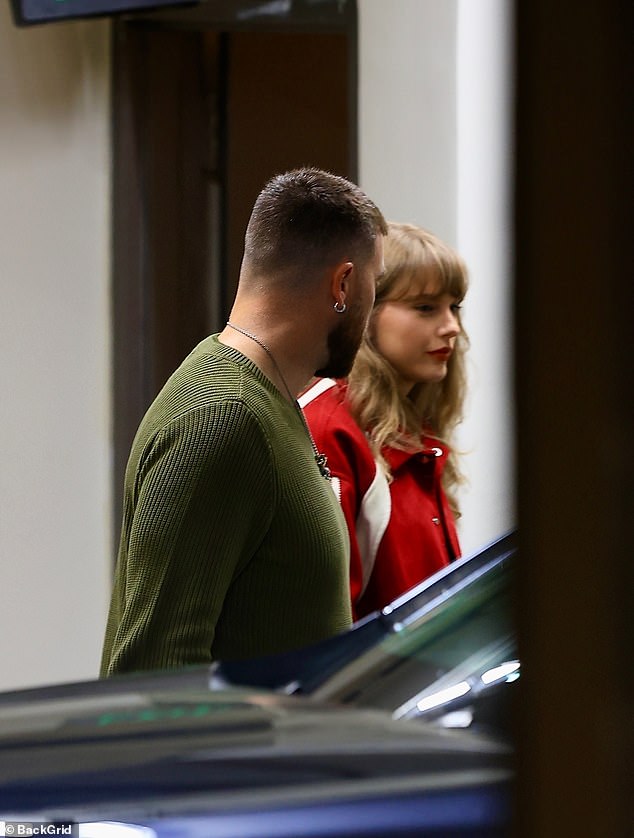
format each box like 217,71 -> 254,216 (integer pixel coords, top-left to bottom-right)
100,335 -> 352,676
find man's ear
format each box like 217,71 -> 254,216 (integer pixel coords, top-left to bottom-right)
330,261 -> 354,309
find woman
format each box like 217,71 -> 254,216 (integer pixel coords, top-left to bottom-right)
300,222 -> 469,620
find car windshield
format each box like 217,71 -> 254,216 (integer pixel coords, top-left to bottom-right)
308,539 -> 517,738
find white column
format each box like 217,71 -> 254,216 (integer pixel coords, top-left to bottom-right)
455,0 -> 516,553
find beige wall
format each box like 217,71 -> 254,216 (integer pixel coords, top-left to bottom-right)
358,0 -> 458,241
0,7 -> 112,690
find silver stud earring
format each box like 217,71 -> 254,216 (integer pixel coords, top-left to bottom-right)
334,301 -> 347,313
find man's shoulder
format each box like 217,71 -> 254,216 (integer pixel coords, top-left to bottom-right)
175,334 -> 247,385
134,338 -> 279,446
163,336 -> 275,409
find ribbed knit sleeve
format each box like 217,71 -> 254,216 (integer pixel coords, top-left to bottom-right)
101,399 -> 274,674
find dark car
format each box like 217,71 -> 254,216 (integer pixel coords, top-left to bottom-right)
0,532 -> 516,837
219,529 -> 517,738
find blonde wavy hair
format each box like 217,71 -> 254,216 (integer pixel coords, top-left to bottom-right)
346,222 -> 469,517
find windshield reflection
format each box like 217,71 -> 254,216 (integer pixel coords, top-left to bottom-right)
311,551 -> 516,740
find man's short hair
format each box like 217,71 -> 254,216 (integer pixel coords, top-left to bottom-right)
243,167 -> 387,283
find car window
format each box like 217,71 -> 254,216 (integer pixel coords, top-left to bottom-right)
309,553 -> 517,739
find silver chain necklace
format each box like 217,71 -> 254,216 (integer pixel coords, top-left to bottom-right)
226,321 -> 331,481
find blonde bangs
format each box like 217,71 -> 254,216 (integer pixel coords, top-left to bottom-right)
379,223 -> 468,304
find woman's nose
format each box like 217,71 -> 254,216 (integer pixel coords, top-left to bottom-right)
439,308 -> 461,336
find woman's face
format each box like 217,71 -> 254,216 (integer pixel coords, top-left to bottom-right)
372,281 -> 462,396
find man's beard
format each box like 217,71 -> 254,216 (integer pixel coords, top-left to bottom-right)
315,301 -> 368,379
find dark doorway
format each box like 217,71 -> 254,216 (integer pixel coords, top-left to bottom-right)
111,1 -> 357,531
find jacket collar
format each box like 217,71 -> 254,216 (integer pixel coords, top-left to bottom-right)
382,438 -> 450,474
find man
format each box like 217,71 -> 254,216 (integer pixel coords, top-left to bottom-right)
100,167 -> 387,675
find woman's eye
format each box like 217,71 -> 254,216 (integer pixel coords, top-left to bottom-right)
451,303 -> 462,313
416,305 -> 434,314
